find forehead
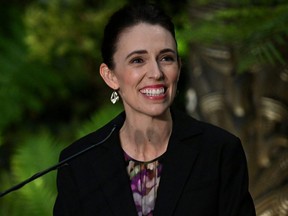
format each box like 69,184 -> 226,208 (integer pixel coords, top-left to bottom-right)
115,23 -> 177,53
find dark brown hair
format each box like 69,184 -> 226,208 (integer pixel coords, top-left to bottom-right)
101,3 -> 177,69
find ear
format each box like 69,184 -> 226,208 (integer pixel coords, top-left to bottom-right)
99,63 -> 119,90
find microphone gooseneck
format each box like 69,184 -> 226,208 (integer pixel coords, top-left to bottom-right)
0,125 -> 117,198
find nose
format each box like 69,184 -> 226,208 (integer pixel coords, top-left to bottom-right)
147,61 -> 164,80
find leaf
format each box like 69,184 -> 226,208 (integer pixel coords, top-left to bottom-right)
77,104 -> 123,138
8,132 -> 64,216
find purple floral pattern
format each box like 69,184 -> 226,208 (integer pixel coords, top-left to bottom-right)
124,152 -> 163,216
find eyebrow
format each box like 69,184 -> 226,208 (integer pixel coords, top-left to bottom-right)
125,50 -> 147,60
125,48 -> 177,60
159,48 -> 177,55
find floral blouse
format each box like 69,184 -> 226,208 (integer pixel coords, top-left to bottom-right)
124,152 -> 164,216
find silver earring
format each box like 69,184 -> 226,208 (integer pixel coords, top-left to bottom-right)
110,91 -> 119,104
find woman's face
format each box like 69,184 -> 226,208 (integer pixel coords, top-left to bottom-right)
106,23 -> 180,118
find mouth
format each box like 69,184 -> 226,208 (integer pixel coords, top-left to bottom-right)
139,86 -> 166,97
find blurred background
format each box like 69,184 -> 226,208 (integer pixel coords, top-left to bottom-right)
0,0 -> 288,215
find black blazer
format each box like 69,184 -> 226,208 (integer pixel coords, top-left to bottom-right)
53,109 -> 256,216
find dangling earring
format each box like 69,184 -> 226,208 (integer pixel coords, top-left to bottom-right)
110,91 -> 119,104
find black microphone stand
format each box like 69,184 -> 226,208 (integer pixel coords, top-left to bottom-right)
0,126 -> 116,198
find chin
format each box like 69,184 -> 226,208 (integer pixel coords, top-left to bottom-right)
145,105 -> 171,118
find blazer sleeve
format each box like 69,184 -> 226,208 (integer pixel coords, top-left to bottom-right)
53,152 -> 81,216
218,137 -> 256,216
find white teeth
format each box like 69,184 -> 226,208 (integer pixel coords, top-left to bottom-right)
141,87 -> 165,96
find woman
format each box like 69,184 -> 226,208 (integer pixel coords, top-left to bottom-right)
54,3 -> 256,216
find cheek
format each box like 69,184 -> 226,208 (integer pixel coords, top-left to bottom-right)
121,73 -> 137,86
113,65 -> 131,86
116,69 -> 141,91
170,68 -> 181,84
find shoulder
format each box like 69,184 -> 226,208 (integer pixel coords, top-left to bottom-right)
173,109 -> 247,163
172,108 -> 239,142
171,108 -> 244,159
59,111 -> 125,160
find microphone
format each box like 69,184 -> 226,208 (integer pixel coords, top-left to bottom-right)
0,125 -> 117,198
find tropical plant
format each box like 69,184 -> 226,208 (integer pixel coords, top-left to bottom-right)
0,132 -> 63,216
0,104 -> 123,215
183,0 -> 288,73
0,0 -> 126,214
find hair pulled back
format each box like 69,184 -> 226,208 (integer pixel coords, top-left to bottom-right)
101,3 -> 177,69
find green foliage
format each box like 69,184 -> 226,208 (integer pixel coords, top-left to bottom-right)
24,0 -> 126,63
0,1 -> 127,215
0,132 -> 64,216
0,104 -> 123,215
10,133 -> 62,215
0,133 -> 3,147
0,15 -> 64,131
185,0 -> 288,72
77,104 -> 123,138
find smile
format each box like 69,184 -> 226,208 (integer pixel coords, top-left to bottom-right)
140,87 -> 165,97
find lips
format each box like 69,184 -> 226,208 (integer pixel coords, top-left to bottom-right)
139,85 -> 166,97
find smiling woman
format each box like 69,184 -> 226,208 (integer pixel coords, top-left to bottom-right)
100,22 -> 180,120
53,2 -> 256,216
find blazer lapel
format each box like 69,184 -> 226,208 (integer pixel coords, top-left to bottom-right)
90,126 -> 138,216
154,110 -> 203,216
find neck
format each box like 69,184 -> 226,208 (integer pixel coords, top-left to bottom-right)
120,111 -> 172,161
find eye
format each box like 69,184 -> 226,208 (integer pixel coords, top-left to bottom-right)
160,55 -> 176,63
130,57 -> 144,64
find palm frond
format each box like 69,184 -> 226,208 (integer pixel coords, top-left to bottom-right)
5,132 -> 64,216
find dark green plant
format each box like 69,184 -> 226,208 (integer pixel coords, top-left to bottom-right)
0,14 -> 65,132
0,104 -> 123,215
0,132 -> 64,216
23,0 -> 126,63
77,104 -> 123,138
182,0 -> 288,73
